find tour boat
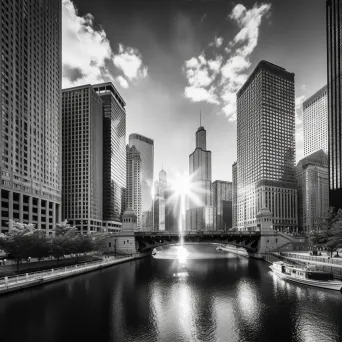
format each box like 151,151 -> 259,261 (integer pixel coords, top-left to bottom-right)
270,261 -> 342,292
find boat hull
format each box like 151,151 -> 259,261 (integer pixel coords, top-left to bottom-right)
270,266 -> 342,292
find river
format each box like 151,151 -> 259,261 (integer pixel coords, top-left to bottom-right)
0,244 -> 342,342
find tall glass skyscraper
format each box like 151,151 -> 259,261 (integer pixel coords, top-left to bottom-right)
303,85 -> 328,156
236,61 -> 297,232
126,145 -> 141,229
186,125 -> 213,231
327,0 -> 342,208
93,83 -> 126,223
129,133 -> 154,229
62,85 -> 104,234
213,180 -> 232,231
232,162 -> 237,229
0,0 -> 61,233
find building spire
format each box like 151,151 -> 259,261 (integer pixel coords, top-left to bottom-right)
200,109 -> 202,126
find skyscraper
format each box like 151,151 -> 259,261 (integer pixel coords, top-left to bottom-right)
0,0 -> 61,233
129,134 -> 154,229
186,125 -> 213,231
126,145 -> 141,229
303,85 -> 328,156
232,162 -> 237,229
327,0 -> 342,208
296,150 -> 329,233
153,169 -> 168,231
236,61 -> 297,231
62,85 -> 104,234
93,82 -> 126,223
164,186 -> 181,233
213,181 -> 233,231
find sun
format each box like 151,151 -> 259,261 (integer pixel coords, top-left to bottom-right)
172,172 -> 191,197
177,246 -> 189,263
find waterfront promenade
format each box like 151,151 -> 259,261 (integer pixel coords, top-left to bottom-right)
0,253 -> 150,295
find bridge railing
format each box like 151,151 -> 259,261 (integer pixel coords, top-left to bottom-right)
280,252 -> 342,266
135,230 -> 260,236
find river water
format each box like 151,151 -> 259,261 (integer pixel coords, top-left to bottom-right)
0,244 -> 342,342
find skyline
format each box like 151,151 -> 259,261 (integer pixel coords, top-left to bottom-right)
62,0 -> 327,183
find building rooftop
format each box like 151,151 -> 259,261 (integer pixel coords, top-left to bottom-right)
303,84 -> 327,108
237,60 -> 295,98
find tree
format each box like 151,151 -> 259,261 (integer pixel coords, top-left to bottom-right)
310,207 -> 342,257
29,229 -> 51,261
50,221 -> 78,264
0,220 -> 42,271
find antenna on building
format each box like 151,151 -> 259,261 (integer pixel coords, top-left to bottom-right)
200,109 -> 202,126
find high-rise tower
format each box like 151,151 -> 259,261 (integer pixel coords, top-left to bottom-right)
93,82 -> 126,224
126,145 -> 141,229
186,123 -> 213,231
303,85 -> 328,156
213,180 -> 232,231
232,162 -> 237,229
62,85 -> 103,234
129,134 -> 154,229
236,61 -> 297,231
327,0 -> 342,209
0,0 -> 62,233
296,150 -> 329,233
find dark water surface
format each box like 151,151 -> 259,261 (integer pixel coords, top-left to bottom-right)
1,245 -> 342,342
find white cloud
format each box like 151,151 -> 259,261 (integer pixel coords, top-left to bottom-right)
209,36 -> 224,48
295,95 -> 305,162
113,44 -> 148,80
182,3 -> 271,122
116,76 -> 129,89
62,0 -> 147,89
184,86 -> 219,104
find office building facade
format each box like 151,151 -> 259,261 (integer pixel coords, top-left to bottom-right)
62,85 -> 103,233
232,162 -> 237,229
213,180 -> 233,230
0,0 -> 62,233
296,150 -> 329,233
327,0 -> 342,208
303,85 -> 328,156
126,145 -> 142,229
186,125 -> 213,231
93,82 -> 126,223
129,134 -> 154,230
236,61 -> 298,231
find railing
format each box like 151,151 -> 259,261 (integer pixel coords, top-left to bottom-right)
135,230 -> 261,236
280,252 -> 342,266
0,255 -> 132,291
271,252 -> 342,279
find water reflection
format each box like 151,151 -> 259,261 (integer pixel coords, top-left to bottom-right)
0,245 -> 342,342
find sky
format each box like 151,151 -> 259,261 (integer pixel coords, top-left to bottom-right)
62,0 -> 327,184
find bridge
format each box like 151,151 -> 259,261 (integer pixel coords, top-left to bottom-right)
134,231 -> 261,253
106,208 -> 309,259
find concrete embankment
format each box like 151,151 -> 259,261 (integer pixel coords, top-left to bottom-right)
0,253 -> 151,295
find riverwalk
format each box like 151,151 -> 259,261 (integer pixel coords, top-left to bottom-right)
0,253 -> 150,295
267,252 -> 342,279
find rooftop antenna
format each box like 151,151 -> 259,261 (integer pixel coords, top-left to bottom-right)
200,109 -> 202,126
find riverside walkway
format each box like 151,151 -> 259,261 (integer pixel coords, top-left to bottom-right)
268,252 -> 342,279
0,253 -> 150,295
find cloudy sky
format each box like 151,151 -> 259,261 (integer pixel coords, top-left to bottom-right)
62,0 -> 326,183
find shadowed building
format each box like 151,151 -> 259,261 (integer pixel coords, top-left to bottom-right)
213,180 -> 232,231
296,150 -> 329,234
232,162 -> 237,229
327,0 -> 342,209
93,82 -> 126,224
129,134 -> 154,230
236,61 -> 298,232
186,124 -> 213,231
303,85 -> 328,156
0,0 -> 62,234
126,145 -> 142,229
62,85 -> 103,233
